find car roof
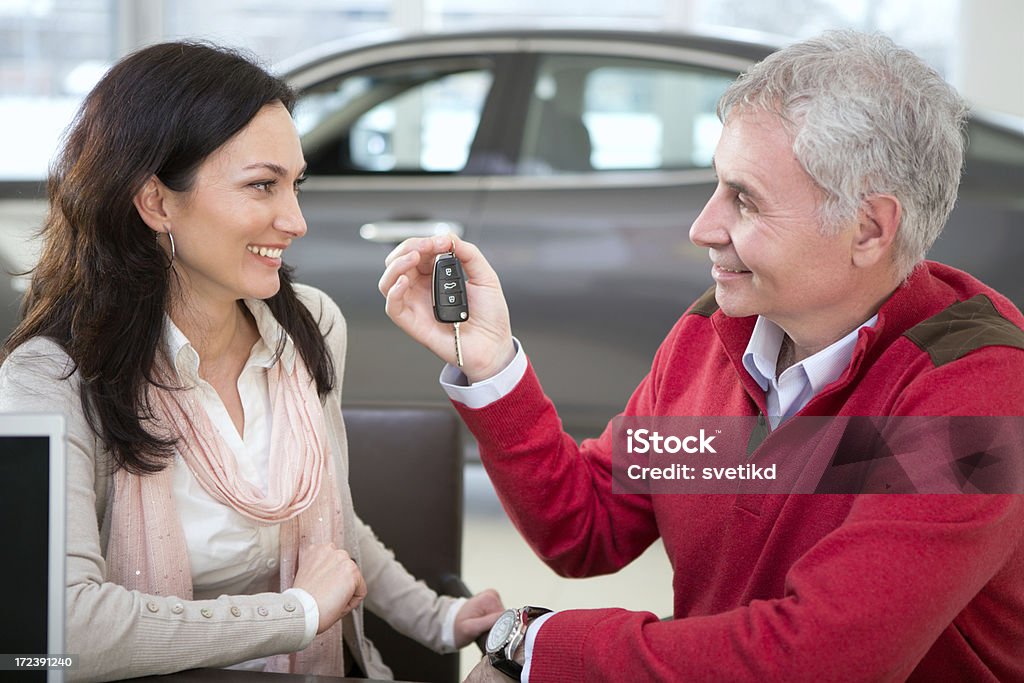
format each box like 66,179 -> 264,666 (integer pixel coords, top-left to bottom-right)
274,24 -> 1023,141
274,24 -> 779,78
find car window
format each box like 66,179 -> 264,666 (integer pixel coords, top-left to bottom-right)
294,57 -> 494,175
518,54 -> 735,175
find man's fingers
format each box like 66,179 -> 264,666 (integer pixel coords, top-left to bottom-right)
378,250 -> 420,296
383,237 -> 422,267
384,235 -> 453,268
381,235 -> 499,299
449,236 -> 501,289
383,275 -> 421,327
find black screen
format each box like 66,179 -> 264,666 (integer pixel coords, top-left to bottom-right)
0,436 -> 50,681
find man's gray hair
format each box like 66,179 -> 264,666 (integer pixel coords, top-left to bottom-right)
717,30 -> 968,280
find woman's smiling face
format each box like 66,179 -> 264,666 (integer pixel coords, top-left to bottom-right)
163,101 -> 308,309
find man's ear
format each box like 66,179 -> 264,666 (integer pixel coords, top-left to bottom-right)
133,175 -> 173,233
852,194 -> 901,269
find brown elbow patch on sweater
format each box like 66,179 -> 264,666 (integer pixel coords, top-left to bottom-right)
904,294 -> 1024,366
687,286 -> 720,318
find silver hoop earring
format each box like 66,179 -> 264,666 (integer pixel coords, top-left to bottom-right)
155,225 -> 176,268
157,229 -> 175,269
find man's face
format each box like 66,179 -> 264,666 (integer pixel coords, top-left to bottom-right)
688,108 -> 860,340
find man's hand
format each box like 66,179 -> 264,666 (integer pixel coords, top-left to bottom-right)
379,235 -> 516,383
464,655 -> 519,683
292,543 -> 367,634
454,589 -> 505,648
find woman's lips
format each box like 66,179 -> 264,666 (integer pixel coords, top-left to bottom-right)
247,245 -> 284,258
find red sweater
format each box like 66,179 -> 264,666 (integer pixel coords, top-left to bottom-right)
455,263 -> 1024,682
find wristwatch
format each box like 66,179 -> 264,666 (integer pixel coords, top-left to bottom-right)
485,606 -> 551,680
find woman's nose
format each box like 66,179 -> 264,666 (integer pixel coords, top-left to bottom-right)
275,192 -> 307,238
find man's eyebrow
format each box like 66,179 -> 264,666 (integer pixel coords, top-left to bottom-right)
710,157 -> 763,201
242,161 -> 308,177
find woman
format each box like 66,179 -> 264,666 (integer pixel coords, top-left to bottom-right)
0,41 -> 501,681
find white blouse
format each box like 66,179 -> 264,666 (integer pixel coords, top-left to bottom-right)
163,298 -> 460,664
163,300 -> 317,665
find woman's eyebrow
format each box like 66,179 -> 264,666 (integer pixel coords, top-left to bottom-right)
242,161 -> 308,177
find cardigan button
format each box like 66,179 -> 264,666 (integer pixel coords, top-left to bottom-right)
257,607 -> 269,617
146,601 -> 160,614
230,606 -> 242,618
283,602 -> 296,613
201,608 -> 213,618
171,603 -> 184,615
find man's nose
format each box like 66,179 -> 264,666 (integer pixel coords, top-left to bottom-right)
689,188 -> 730,249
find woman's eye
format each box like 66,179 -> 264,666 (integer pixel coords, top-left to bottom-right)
251,180 -> 275,192
294,176 -> 307,194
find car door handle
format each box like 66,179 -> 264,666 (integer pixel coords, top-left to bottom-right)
359,220 -> 465,244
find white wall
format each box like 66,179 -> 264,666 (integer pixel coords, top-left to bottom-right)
955,0 -> 1024,117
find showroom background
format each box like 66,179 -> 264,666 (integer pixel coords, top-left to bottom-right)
1,0 -> 1021,180
1,0 -> 1021,678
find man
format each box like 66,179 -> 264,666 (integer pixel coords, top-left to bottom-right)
380,30 -> 1024,681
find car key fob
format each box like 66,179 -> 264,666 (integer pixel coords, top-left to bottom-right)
432,252 -> 469,367
432,252 -> 469,323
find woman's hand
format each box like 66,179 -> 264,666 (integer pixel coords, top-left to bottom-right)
379,235 -> 516,383
293,542 -> 367,634
454,589 -> 505,648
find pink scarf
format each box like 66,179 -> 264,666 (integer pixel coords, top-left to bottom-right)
106,351 -> 345,676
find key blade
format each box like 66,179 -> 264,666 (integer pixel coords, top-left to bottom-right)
454,322 -> 464,367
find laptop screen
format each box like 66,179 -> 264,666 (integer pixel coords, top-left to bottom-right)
0,414 -> 66,682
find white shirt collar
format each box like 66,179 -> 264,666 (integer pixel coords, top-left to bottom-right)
161,299 -> 297,382
742,314 -> 878,396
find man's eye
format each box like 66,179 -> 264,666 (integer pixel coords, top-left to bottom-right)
735,195 -> 755,213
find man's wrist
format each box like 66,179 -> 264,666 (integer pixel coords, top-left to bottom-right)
485,606 -> 551,681
440,337 -> 527,408
466,340 -> 518,384
512,638 -> 526,666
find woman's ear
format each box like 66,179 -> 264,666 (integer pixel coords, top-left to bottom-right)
133,175 -> 173,233
852,194 -> 901,269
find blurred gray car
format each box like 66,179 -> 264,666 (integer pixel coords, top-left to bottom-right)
2,28 -> 1023,438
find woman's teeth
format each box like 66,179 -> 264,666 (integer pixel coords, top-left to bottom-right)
248,246 -> 283,258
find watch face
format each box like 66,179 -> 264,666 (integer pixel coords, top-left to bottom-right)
486,609 -> 517,654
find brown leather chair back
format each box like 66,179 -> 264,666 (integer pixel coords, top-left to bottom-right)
344,405 -> 464,683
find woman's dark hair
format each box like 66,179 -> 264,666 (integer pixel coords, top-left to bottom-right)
3,41 -> 334,474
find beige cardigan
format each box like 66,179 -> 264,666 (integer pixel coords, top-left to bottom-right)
0,285 -> 457,682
